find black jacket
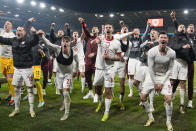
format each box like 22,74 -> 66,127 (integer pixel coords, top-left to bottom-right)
170,32 -> 194,62
188,33 -> 196,60
0,34 -> 39,68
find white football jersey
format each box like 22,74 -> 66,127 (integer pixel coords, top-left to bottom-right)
95,35 -> 122,69
0,28 -> 15,58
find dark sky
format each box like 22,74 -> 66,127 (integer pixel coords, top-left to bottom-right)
44,0 -> 196,13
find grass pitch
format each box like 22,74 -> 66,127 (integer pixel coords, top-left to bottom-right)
0,66 -> 196,131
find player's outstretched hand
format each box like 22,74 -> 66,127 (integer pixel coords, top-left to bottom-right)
51,23 -> 56,28
64,23 -> 69,28
36,30 -> 44,36
78,17 -> 84,23
28,17 -> 36,22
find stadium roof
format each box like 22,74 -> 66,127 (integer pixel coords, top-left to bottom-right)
0,0 -> 196,33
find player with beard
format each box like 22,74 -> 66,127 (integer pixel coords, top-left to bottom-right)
170,11 -> 196,108
93,24 -> 132,121
71,31 -> 85,93
133,29 -> 159,112
42,33 -> 80,120
0,18 -> 42,118
170,24 -> 194,114
0,14 -> 16,105
145,31 -> 175,131
49,23 -> 70,95
113,21 -> 132,110
127,22 -> 150,98
78,17 -> 99,102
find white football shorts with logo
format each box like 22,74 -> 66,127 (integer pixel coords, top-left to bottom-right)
128,58 -> 141,76
93,68 -> 114,88
12,67 -> 33,87
55,72 -> 72,89
170,59 -> 188,80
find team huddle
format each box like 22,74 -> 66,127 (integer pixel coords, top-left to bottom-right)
0,10 -> 196,131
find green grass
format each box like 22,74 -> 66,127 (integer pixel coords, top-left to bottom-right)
0,64 -> 196,131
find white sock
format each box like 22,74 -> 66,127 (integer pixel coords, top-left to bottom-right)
180,88 -> 185,106
48,79 -> 51,83
63,92 -> 71,114
81,77 -> 85,89
128,78 -> 133,92
27,88 -> 34,112
105,98 -> 112,114
143,101 -> 150,113
89,90 -> 93,94
143,101 -> 153,119
149,90 -> 155,105
165,102 -> 173,123
14,88 -> 21,111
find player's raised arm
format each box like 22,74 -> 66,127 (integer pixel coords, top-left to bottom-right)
118,32 -> 133,40
78,17 -> 91,39
41,31 -> 59,52
50,23 -> 57,42
141,21 -> 151,42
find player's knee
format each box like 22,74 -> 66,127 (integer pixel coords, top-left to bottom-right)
80,72 -> 85,77
140,95 -> 147,102
129,75 -> 134,79
180,81 -> 186,88
133,80 -> 140,87
165,96 -> 172,104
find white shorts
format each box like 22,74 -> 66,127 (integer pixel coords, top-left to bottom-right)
93,68 -> 114,88
142,74 -> 172,96
135,66 -> 154,94
53,59 -> 57,73
12,67 -> 33,87
170,59 -> 188,80
55,72 -> 72,89
128,58 -> 141,76
113,62 -> 126,78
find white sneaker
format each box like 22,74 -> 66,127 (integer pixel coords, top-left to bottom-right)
60,113 -> 69,121
166,122 -> 173,131
43,89 -> 46,95
93,94 -> 98,103
37,101 -> 45,108
187,100 -> 193,108
56,88 -> 60,95
83,92 -> 94,99
128,89 -> 133,97
33,88 -> 37,94
150,104 -> 155,112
